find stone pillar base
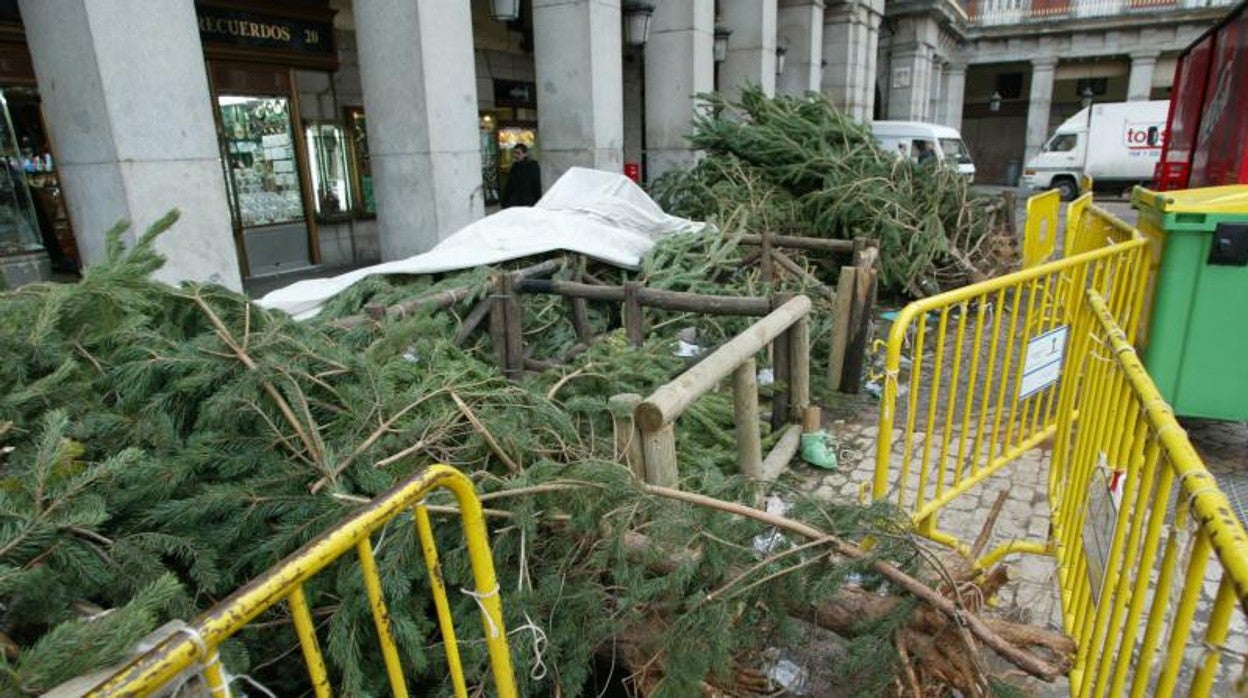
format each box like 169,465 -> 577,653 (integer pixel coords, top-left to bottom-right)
0,250 -> 51,289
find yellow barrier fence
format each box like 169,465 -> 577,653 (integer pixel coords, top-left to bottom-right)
1023,188 -> 1060,268
87,464 -> 517,698
1050,289 -> 1248,697
874,199 -> 1151,560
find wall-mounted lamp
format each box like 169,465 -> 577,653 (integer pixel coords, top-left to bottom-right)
713,26 -> 733,63
490,0 -> 520,22
775,41 -> 789,76
989,91 -> 1002,112
622,2 -> 655,48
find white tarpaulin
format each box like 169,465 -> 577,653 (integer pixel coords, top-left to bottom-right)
257,167 -> 705,319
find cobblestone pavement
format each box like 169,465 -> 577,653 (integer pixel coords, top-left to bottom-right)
787,417 -> 1247,696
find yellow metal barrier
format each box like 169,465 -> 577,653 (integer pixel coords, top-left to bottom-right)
1049,289 -> 1248,697
1023,189 -> 1061,268
874,201 -> 1151,558
87,464 -> 518,698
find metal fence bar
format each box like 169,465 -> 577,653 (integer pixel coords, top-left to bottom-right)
86,464 -> 517,698
288,584 -> 332,698
873,200 -> 1149,532
1053,289 -> 1248,697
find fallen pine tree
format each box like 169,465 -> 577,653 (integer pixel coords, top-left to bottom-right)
0,215 -> 1067,696
649,87 -> 1019,297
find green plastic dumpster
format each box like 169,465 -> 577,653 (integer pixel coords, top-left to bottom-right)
1131,185 -> 1248,421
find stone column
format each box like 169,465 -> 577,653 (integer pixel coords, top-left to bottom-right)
533,0 -> 624,186
1026,58 -> 1057,159
886,44 -> 933,121
354,0 -> 482,261
1127,51 -> 1159,102
645,0 -> 714,179
822,2 -> 862,119
19,0 -> 242,290
776,0 -> 824,96
718,0 -> 778,101
862,5 -> 882,118
943,62 -> 967,129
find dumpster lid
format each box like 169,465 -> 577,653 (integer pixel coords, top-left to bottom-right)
1135,185 -> 1248,214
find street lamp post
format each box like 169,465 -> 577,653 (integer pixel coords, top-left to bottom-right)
713,26 -> 732,90
989,91 -> 1002,112
623,2 -> 655,182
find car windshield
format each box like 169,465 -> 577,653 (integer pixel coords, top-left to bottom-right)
938,138 -> 973,164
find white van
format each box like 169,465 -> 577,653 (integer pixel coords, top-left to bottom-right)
1023,100 -> 1168,199
870,121 -> 977,181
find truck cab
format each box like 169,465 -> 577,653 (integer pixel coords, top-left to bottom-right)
1023,119 -> 1088,200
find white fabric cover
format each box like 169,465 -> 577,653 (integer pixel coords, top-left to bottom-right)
257,167 -> 703,319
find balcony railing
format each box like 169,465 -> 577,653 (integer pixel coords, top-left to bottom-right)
966,0 -> 1233,26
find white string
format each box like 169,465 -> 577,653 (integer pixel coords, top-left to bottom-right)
460,584 -> 502,638
515,526 -> 550,681
509,616 -> 550,681
229,672 -> 279,698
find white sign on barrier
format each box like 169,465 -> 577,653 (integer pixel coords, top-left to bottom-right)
1019,325 -> 1069,401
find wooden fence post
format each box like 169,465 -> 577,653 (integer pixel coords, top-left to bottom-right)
501,273 -> 524,379
732,358 -> 763,479
841,251 -> 878,394
829,266 -> 855,392
610,393 -> 645,480
760,229 -> 775,284
623,281 -> 644,346
640,423 -> 678,487
790,314 -> 810,421
770,293 -> 793,431
488,275 -> 509,375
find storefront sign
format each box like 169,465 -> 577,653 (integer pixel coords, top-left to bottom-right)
197,6 -> 334,56
494,80 -> 537,108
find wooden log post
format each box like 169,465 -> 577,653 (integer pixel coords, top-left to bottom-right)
739,233 -> 856,253
732,358 -> 763,480
488,276 -> 509,375
640,422 -> 678,487
570,255 -> 593,343
841,252 -> 878,394
609,393 -> 645,480
829,266 -> 856,392
770,293 -> 793,431
760,229 -> 775,284
760,424 -> 802,481
789,314 -> 810,421
501,273 -> 525,379
623,281 -> 644,346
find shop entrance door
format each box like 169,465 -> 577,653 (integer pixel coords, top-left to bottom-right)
210,65 -> 317,279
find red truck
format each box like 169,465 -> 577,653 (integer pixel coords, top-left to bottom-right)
1154,0 -> 1248,190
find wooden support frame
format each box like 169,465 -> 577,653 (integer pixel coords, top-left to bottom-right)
632,295 -> 813,487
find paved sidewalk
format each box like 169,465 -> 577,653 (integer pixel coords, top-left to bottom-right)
786,419 -> 1247,696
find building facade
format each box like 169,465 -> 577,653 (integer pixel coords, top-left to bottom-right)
0,0 -> 1234,290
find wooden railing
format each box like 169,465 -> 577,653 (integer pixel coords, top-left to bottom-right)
331,233 -> 879,393
615,295 -> 814,487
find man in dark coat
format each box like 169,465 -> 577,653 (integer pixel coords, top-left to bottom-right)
501,143 -> 542,207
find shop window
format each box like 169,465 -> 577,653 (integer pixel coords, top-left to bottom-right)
218,96 -> 306,228
344,107 -> 374,216
305,122 -> 352,220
